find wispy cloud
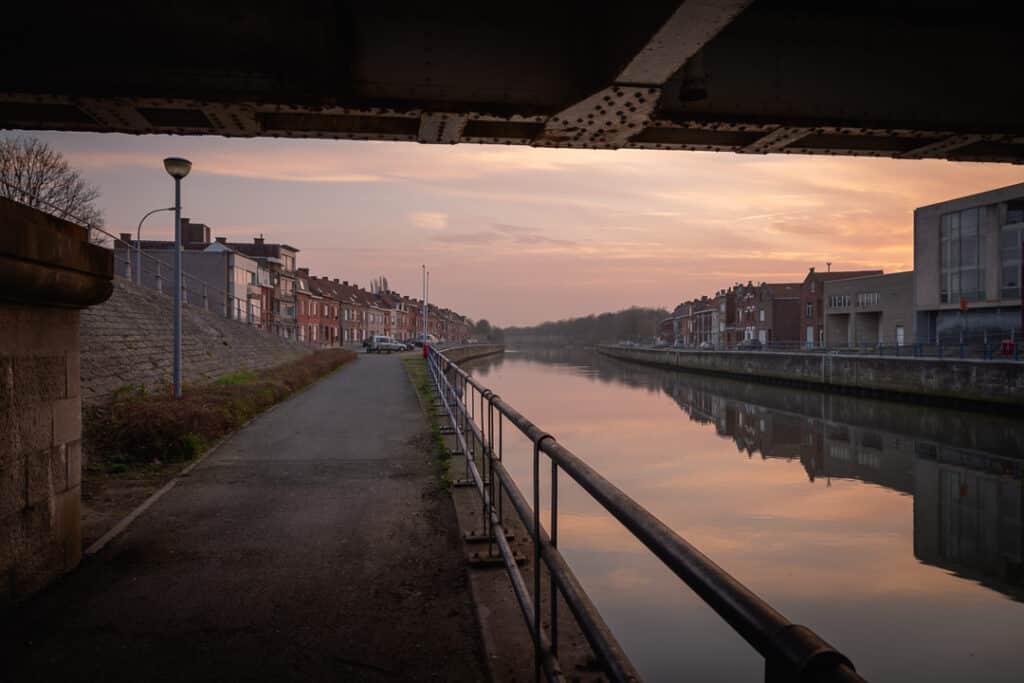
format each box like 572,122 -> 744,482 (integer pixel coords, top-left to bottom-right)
408,211 -> 448,230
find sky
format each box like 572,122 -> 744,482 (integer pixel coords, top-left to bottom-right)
7,130 -> 1023,327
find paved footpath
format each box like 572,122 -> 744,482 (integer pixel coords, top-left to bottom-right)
2,354 -> 487,682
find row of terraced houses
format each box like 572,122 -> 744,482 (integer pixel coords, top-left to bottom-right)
661,183 -> 1024,349
114,220 -> 471,347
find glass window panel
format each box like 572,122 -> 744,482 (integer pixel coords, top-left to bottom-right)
1003,265 -> 1019,288
960,207 -> 978,234
961,235 -> 977,265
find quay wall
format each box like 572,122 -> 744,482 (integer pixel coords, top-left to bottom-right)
442,344 -> 504,364
597,345 -> 1024,408
80,277 -> 311,406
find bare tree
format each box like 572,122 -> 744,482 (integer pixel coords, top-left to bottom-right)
0,136 -> 106,242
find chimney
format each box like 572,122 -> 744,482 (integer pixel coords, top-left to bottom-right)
343,280 -> 348,286
215,236 -> 227,244
334,278 -> 340,283
254,235 -> 265,246
297,267 -> 310,277
181,218 -> 211,245
809,266 -> 815,274
119,233 -> 132,243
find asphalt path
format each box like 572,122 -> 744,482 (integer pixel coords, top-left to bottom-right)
2,353 -> 486,682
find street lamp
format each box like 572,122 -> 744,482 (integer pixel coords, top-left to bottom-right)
163,156 -> 192,399
135,206 -> 174,286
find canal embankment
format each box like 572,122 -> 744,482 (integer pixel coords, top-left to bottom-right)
598,345 -> 1024,408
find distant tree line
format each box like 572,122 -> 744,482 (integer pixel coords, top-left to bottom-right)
470,318 -> 504,343
504,306 -> 669,345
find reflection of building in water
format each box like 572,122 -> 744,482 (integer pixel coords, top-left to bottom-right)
656,364 -> 1021,598
914,444 -> 1024,599
468,348 -> 1024,600
820,424 -> 915,494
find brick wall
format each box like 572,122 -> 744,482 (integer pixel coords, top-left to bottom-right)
1,304 -> 83,604
80,276 -> 312,405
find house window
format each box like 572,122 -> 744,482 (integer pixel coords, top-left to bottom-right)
806,302 -> 814,318
759,309 -> 765,322
940,207 -> 986,303
856,292 -> 879,307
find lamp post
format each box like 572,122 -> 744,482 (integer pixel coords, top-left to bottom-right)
163,157 -> 192,399
135,206 -> 174,286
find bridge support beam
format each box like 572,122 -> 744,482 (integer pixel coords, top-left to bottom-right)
0,198 -> 113,606
534,0 -> 754,148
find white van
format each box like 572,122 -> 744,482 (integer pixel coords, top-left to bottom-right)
368,335 -> 405,353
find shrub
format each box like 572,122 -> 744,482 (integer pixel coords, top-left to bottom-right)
85,349 -> 357,468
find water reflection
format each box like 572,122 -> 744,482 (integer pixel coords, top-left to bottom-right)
465,347 -> 1024,680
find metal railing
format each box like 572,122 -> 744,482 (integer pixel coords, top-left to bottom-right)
426,345 -> 866,683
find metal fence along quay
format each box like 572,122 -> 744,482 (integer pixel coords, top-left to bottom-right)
427,346 -> 868,683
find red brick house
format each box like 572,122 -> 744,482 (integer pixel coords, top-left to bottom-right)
755,282 -> 802,346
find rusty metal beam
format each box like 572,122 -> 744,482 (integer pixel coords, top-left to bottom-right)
418,113 -> 469,144
740,126 -> 813,154
900,134 -> 984,160
534,0 -> 754,149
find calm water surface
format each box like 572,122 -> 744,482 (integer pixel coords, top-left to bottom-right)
463,347 -> 1024,682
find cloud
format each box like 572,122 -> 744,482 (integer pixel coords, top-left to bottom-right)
407,211 -> 448,230
432,222 -> 578,250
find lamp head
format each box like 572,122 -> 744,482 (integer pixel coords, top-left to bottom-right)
163,157 -> 192,180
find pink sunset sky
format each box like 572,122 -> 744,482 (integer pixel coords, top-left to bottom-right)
10,131 -> 1023,327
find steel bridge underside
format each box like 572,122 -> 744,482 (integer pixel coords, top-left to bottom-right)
2,1 -> 1022,164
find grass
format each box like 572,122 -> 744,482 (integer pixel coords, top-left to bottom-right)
84,349 -> 358,473
402,357 -> 452,488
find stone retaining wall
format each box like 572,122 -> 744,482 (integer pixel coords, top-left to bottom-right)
440,344 -> 504,365
80,277 -> 312,405
598,345 -> 1024,407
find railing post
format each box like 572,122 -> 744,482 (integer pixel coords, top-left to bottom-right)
202,284 -> 209,310
550,457 -> 559,659
533,436 -> 542,683
155,262 -> 163,294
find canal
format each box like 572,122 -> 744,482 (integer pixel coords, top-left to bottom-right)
462,347 -> 1024,682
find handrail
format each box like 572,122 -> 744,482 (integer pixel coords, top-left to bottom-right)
427,345 -> 866,682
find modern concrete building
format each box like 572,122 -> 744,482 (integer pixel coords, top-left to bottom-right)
914,183 -> 1024,343
801,267 -> 883,348
824,271 -> 914,348
115,234 -> 265,325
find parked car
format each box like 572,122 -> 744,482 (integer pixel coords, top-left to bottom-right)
698,341 -> 714,350
737,338 -> 763,351
367,335 -> 406,353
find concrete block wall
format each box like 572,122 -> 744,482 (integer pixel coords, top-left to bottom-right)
598,346 -> 1024,407
80,277 -> 312,405
1,305 -> 83,605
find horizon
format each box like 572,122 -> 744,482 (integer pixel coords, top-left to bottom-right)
6,130 -> 1022,327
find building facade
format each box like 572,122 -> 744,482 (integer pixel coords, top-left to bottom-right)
914,183 -> 1024,343
801,267 -> 883,348
824,271 -> 914,347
